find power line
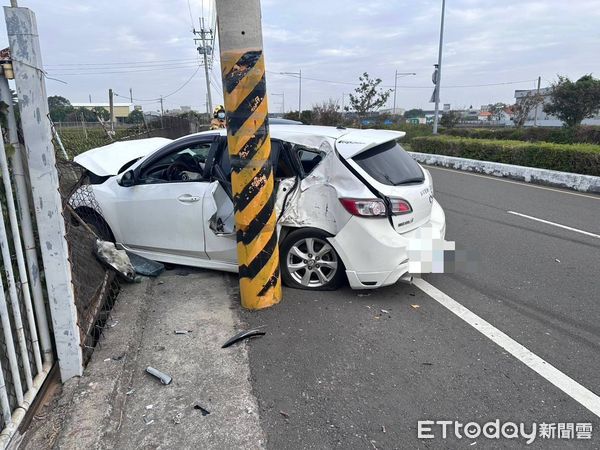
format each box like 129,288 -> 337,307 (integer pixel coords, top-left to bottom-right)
45,58 -> 200,68
269,71 -> 536,89
112,65 -> 202,103
49,63 -> 202,76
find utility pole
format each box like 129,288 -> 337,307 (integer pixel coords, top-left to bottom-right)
89,93 -> 92,103
194,18 -> 214,114
271,92 -> 284,113
281,70 -> 301,121
129,87 -> 133,103
533,76 -> 541,127
393,71 -> 416,115
108,88 -> 115,132
159,95 -> 164,128
216,0 -> 282,310
432,0 -> 446,134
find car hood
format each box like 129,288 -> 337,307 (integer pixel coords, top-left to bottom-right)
73,137 -> 172,176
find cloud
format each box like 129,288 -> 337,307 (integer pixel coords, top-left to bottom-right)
0,0 -> 597,111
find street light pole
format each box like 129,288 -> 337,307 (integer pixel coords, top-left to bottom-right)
392,71 -> 416,114
432,0 -> 446,135
281,70 -> 301,120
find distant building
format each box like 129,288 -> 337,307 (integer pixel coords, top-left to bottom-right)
72,102 -> 132,122
379,107 -> 405,116
514,87 -> 600,127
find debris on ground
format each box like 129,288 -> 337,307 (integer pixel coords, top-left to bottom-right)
381,425 -> 386,433
555,258 -> 561,263
145,366 -> 172,385
279,410 -> 289,418
411,304 -> 420,309
123,249 -> 165,277
173,412 -> 183,424
94,240 -> 136,282
194,404 -> 210,416
143,415 -> 154,425
380,309 -> 389,314
174,330 -> 192,335
126,389 -> 135,395
222,329 -> 266,348
357,292 -> 371,297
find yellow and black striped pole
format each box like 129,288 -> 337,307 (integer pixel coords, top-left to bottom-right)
215,0 -> 282,310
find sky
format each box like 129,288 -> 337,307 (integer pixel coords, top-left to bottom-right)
1,0 -> 599,114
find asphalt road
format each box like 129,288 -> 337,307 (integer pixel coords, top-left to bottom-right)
240,167 -> 600,449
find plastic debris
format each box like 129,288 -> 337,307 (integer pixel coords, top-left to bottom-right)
126,389 -> 135,395
174,330 -> 191,335
380,309 -> 389,314
124,249 -> 165,277
411,304 -> 420,309
146,404 -> 153,410
145,366 -> 172,385
222,329 -> 266,348
381,425 -> 386,433
555,258 -> 561,263
95,240 -> 136,282
173,412 -> 183,424
194,404 -> 210,416
279,410 -> 289,418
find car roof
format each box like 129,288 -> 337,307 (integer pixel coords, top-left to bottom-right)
186,124 -> 405,158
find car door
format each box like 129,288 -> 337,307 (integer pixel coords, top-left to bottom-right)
203,138 -> 300,263
112,138 -> 213,261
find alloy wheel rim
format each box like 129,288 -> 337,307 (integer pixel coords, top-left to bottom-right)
286,237 -> 338,287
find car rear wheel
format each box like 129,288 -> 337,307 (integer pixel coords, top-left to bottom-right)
280,228 -> 344,290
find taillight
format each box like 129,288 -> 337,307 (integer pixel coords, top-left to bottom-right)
389,198 -> 412,215
339,198 -> 387,217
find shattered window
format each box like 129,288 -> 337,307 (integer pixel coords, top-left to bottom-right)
297,148 -> 323,176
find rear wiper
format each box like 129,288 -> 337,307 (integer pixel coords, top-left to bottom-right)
393,177 -> 424,185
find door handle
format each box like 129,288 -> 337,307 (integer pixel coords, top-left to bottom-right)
178,194 -> 201,203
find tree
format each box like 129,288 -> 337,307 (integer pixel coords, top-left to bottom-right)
404,108 -> 424,119
543,74 -> 600,128
48,95 -> 74,122
282,110 -> 313,124
512,92 -> 544,128
311,99 -> 343,126
489,102 -> 507,121
346,72 -> 391,119
126,109 -> 145,124
440,110 -> 460,128
92,106 -> 110,121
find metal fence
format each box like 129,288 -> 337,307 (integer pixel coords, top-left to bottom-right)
0,136 -> 54,446
55,160 -> 121,364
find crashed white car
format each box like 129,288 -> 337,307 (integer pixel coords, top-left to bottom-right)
73,125 -> 446,290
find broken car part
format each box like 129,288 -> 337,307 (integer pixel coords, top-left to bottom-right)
221,329 -> 266,348
145,366 -> 172,385
194,404 -> 210,416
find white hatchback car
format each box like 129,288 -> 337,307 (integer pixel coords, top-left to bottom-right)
73,124 -> 446,290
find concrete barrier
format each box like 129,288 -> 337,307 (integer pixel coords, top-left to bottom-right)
409,151 -> 600,194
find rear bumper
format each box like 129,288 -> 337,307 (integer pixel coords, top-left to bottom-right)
329,199 -> 446,289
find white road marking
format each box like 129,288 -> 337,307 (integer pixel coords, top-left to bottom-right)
507,211 -> 600,239
425,165 -> 600,200
414,278 -> 600,418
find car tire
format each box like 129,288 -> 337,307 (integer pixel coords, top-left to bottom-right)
76,208 -> 115,242
280,228 -> 345,290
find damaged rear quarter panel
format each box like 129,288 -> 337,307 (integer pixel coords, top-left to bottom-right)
277,148 -> 371,235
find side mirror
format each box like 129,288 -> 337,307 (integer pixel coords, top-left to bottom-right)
119,170 -> 135,187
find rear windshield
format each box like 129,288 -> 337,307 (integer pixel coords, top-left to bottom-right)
353,140 -> 424,186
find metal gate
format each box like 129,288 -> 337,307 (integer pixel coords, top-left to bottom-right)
0,79 -> 54,447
